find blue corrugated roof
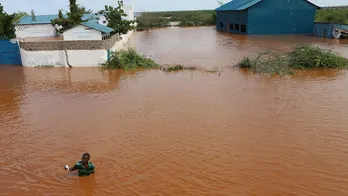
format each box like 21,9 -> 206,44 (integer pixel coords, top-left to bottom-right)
81,22 -> 114,33
17,15 -> 62,25
216,0 -> 262,11
215,0 -> 320,11
17,13 -> 104,25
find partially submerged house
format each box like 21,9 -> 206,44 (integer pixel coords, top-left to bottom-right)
215,0 -> 320,35
15,13 -> 108,39
63,22 -> 114,40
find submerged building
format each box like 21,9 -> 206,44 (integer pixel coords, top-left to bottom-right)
215,0 -> 320,35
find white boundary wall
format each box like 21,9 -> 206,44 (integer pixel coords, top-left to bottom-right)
20,31 -> 135,67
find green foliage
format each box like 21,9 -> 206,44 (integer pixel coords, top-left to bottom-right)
238,45 -> 348,76
315,8 -> 348,24
288,45 -> 348,69
78,6 -> 93,14
52,0 -> 87,34
102,48 -> 158,70
136,10 -> 215,30
240,52 -> 292,76
0,3 -> 16,39
31,9 -> 36,21
99,1 -> 136,35
13,11 -> 27,23
58,9 -> 63,19
67,0 -> 82,25
239,57 -> 252,68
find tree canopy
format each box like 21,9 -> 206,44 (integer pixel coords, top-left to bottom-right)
99,0 -> 136,35
0,3 -> 16,39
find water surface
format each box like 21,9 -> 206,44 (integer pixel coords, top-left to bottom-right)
1,27 -> 348,196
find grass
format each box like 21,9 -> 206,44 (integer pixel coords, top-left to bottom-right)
160,64 -> 198,72
238,45 -> 348,76
102,48 -> 159,70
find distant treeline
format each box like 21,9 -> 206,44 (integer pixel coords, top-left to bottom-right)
315,8 -> 348,24
135,7 -> 348,31
136,10 -> 215,31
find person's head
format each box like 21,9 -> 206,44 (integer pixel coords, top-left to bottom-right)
81,153 -> 90,164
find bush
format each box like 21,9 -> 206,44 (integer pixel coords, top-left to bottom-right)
239,57 -> 252,68
288,45 -> 348,69
248,52 -> 292,76
238,45 -> 348,76
102,48 -> 159,70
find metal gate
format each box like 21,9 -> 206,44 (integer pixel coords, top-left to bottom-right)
0,40 -> 22,65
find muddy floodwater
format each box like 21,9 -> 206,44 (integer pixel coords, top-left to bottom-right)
1,27 -> 348,196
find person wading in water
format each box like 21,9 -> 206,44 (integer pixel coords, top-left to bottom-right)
65,153 -> 95,176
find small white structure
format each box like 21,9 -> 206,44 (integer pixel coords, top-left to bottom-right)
63,22 -> 114,41
15,15 -> 58,39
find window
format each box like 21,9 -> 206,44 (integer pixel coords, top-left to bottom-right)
230,23 -> 234,30
235,24 -> 240,31
220,22 -> 223,28
241,25 -> 247,33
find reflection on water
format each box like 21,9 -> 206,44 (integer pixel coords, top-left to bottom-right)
1,27 -> 348,196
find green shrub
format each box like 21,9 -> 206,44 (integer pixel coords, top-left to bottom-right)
249,52 -> 292,76
238,45 -> 348,76
288,45 -> 348,69
102,48 -> 158,70
239,57 -> 252,68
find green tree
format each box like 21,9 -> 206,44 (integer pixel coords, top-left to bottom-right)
0,3 -> 16,39
99,0 -> 136,35
78,6 -> 93,14
31,9 -> 36,21
67,0 -> 82,25
58,9 -> 63,19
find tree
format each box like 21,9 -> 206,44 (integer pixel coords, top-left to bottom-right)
31,9 -> 36,21
78,6 -> 93,14
67,0 -> 82,25
99,1 -> 136,35
52,0 -> 86,34
58,9 -> 63,19
0,3 -> 16,39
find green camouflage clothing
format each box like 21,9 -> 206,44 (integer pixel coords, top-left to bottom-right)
74,161 -> 95,176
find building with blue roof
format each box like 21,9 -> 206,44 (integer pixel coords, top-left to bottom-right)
215,0 -> 320,35
63,22 -> 114,41
15,13 -> 109,39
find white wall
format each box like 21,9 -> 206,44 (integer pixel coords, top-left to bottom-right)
15,24 -> 56,38
20,49 -> 107,67
111,30 -> 135,52
122,5 -> 135,21
63,25 -> 102,41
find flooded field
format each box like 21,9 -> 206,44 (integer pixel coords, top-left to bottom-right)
1,27 -> 348,196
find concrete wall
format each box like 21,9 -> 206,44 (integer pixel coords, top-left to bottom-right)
111,30 -> 135,52
63,25 -> 103,41
20,49 -> 107,67
15,24 -> 56,38
19,34 -> 119,51
19,31 -> 135,67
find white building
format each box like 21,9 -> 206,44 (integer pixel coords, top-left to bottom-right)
63,22 -> 114,41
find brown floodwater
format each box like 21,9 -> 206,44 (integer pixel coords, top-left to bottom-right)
1,27 -> 348,196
